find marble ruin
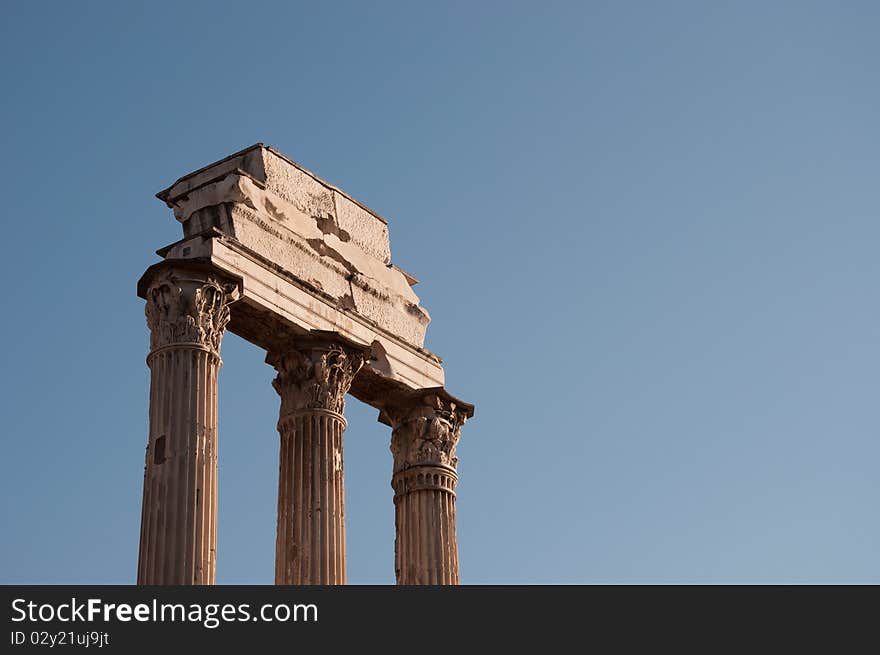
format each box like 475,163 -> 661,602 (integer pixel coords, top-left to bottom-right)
136,144 -> 474,585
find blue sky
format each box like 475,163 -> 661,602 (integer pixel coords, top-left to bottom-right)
1,1 -> 878,583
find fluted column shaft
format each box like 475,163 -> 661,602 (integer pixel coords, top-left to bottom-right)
392,465 -> 460,584
137,266 -> 239,585
387,392 -> 471,585
269,339 -> 365,585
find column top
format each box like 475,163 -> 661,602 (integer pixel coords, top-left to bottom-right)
137,258 -> 244,300
264,330 -> 372,359
138,259 -> 242,358
378,386 -> 475,427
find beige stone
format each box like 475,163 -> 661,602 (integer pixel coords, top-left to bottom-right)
156,145 -> 424,347
332,190 -> 391,263
137,145 -> 474,586
137,264 -> 241,585
268,337 -> 367,585
382,390 -> 474,585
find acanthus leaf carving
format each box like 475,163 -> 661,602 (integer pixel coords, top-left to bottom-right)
388,393 -> 468,474
270,342 -> 365,416
145,269 -> 240,353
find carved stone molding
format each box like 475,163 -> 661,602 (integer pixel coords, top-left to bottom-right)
144,268 -> 240,354
269,340 -> 366,417
387,392 -> 471,476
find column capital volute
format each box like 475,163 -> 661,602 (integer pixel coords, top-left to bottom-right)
381,387 -> 474,476
266,332 -> 369,417
380,386 -> 474,428
138,260 -> 242,357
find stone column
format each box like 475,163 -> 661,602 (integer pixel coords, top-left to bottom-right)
386,391 -> 473,585
137,265 -> 239,585
268,337 -> 366,585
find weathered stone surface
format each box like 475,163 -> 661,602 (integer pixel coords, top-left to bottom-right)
262,150 -> 336,221
156,145 -> 415,343
382,389 -> 473,585
268,338 -> 366,585
269,339 -> 367,417
137,263 -> 241,586
333,190 -> 391,264
229,201 -> 353,301
162,148 -> 389,264
156,228 -> 445,399
139,145 -> 475,587
143,267 -> 239,354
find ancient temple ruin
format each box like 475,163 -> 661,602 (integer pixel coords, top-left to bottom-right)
136,144 -> 474,585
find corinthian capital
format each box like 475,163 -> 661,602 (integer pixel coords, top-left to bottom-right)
143,267 -> 240,354
269,339 -> 366,416
387,391 -> 473,474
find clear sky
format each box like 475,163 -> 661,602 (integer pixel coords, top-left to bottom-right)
1,1 -> 878,584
